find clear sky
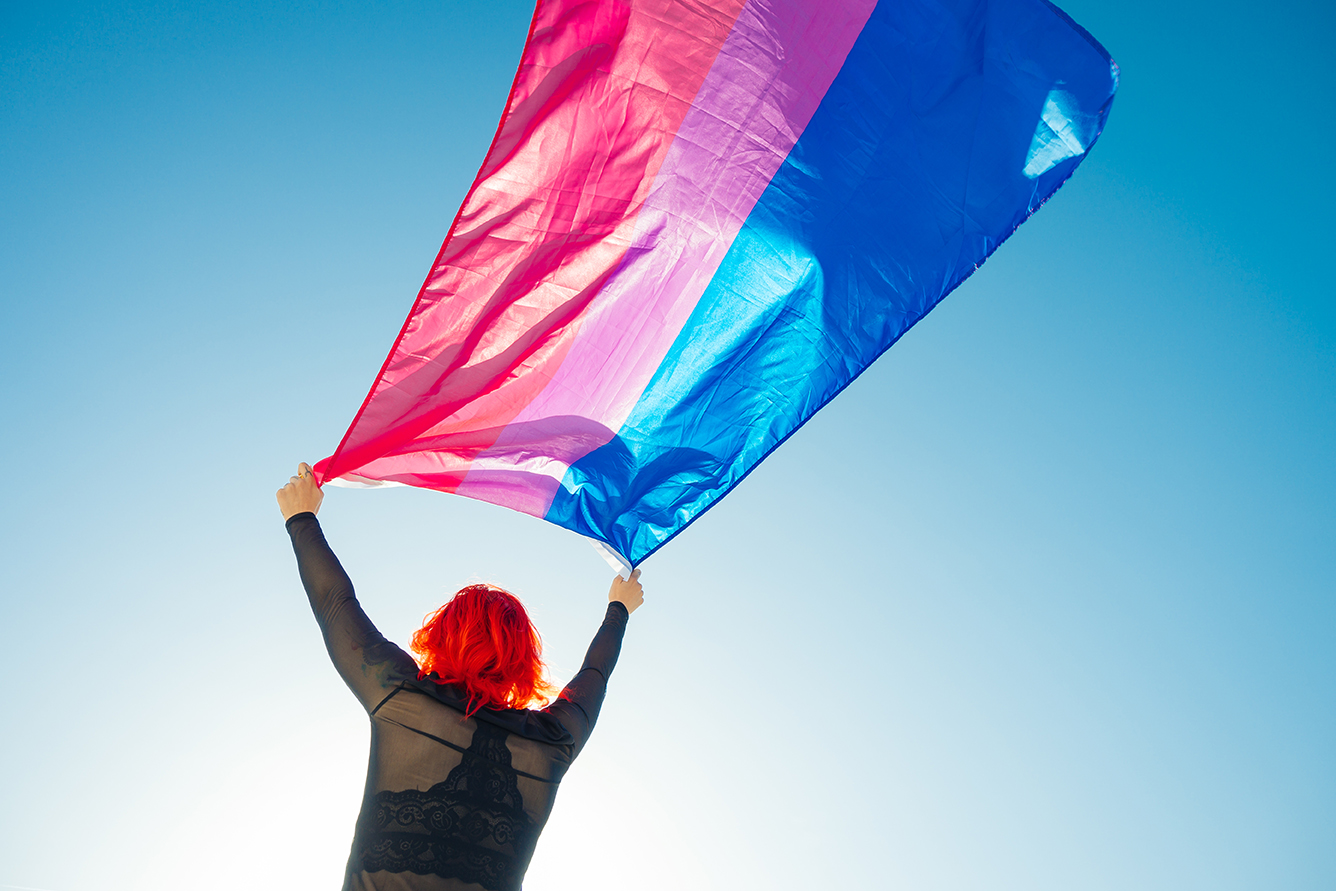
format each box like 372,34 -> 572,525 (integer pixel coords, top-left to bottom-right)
1,1 -> 1332,890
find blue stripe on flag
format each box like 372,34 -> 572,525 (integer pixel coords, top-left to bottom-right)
547,0 -> 1115,564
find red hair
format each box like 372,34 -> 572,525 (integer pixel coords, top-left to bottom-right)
410,584 -> 557,717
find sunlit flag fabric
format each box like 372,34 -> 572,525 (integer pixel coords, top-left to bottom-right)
314,0 -> 1117,571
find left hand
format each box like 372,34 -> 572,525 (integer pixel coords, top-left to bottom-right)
277,462 -> 324,520
609,568 -> 645,614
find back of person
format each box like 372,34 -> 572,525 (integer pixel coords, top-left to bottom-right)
351,689 -> 562,890
278,462 -> 643,891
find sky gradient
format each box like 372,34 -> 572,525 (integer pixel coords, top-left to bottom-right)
1,1 -> 1333,890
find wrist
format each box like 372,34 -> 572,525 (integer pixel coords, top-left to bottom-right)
285,510 -> 317,529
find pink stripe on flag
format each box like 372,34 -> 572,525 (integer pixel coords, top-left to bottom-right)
456,0 -> 879,516
316,0 -> 749,491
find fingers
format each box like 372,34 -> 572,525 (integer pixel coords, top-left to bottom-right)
277,462 -> 315,496
286,463 -> 315,488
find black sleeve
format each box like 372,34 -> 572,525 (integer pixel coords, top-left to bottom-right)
285,512 -> 419,711
543,601 -> 630,757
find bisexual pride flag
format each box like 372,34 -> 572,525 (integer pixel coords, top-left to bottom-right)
314,0 -> 1117,571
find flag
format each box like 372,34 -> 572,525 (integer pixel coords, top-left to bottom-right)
315,0 -> 1118,569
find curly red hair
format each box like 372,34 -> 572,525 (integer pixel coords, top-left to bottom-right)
410,584 -> 557,716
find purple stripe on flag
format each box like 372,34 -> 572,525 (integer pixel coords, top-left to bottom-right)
456,0 -> 879,516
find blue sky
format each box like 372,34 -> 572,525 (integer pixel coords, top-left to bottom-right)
1,1 -> 1332,889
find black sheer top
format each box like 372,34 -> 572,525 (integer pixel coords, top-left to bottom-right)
286,512 -> 630,891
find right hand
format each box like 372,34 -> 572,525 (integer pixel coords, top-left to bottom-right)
276,462 -> 324,521
609,568 -> 644,614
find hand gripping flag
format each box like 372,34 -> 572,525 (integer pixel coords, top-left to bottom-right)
314,0 -> 1117,572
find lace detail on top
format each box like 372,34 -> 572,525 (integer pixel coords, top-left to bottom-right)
355,722 -> 537,891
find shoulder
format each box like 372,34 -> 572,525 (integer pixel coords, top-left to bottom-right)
397,676 -> 577,747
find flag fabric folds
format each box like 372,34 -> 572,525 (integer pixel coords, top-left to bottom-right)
314,0 -> 1117,569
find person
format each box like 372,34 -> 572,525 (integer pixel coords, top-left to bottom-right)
277,462 -> 644,891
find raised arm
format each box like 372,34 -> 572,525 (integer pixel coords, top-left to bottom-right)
545,569 -> 643,756
278,464 -> 417,711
